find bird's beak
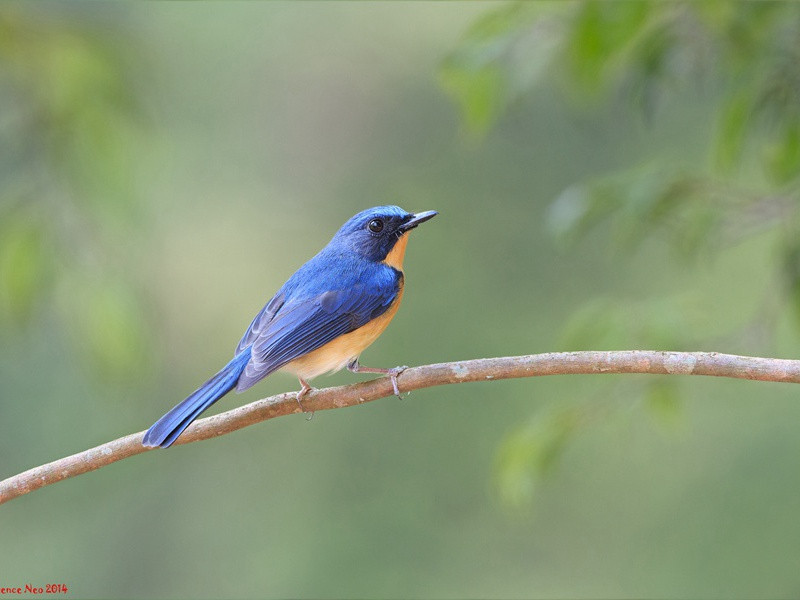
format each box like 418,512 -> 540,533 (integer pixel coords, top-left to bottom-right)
399,210 -> 438,232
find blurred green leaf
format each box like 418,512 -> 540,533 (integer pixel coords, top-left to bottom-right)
494,408 -> 578,510
41,33 -> 141,221
0,213 -> 49,325
714,92 -> 753,173
547,182 -> 620,245
559,295 -> 696,352
548,165 -> 716,256
782,238 -> 800,330
439,1 -> 562,138
764,118 -> 800,185
64,105 -> 138,218
637,298 -> 695,350
461,0 -> 538,43
559,298 -> 628,351
45,33 -> 122,119
646,378 -> 682,426
675,202 -> 719,259
439,63 -> 506,138
565,1 -> 651,94
611,167 -> 690,248
59,275 -> 152,383
698,1 -> 784,66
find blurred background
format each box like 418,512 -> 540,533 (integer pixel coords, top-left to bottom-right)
3,2 -> 800,598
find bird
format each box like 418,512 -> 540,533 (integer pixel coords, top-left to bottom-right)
142,205 -> 438,448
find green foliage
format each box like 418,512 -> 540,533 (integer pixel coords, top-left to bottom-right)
715,90 -> 753,172
59,274 -> 153,383
765,118 -> 800,185
439,63 -> 505,140
0,9 -> 152,381
494,408 -> 578,510
565,1 -> 652,95
781,234 -> 800,328
646,378 -> 682,426
446,1 -> 800,183
548,165 -> 719,256
439,2 -> 559,138
446,0 -> 800,508
558,296 -> 697,353
0,210 -> 49,325
446,0 -> 800,337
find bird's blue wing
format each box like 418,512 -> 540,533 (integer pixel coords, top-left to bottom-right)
235,291 -> 285,355
235,269 -> 401,391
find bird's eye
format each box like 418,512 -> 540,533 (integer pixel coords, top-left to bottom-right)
368,219 -> 384,233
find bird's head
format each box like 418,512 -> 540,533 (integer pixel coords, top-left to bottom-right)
331,206 -> 438,268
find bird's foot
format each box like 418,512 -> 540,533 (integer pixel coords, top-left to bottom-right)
297,377 -> 314,421
347,358 -> 408,399
386,365 -> 409,399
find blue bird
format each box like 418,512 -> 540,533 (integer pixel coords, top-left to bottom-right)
142,206 -> 437,448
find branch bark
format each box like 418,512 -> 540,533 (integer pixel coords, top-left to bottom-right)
3,350 -> 800,506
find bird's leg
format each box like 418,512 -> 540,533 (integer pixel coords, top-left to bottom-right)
347,358 -> 408,399
296,377 -> 314,421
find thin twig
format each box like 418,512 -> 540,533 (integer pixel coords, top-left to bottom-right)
2,350 -> 799,506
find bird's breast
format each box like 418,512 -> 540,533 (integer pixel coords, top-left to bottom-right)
282,283 -> 405,380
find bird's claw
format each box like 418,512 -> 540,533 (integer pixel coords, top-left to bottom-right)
387,365 -> 408,399
296,378 -> 315,421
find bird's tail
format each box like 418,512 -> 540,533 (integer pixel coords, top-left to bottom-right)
142,350 -> 251,448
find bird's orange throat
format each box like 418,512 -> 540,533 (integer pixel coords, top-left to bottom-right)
383,233 -> 409,270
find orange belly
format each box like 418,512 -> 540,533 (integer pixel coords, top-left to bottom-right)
282,286 -> 404,380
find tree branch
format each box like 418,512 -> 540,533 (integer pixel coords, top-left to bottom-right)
3,350 -> 800,506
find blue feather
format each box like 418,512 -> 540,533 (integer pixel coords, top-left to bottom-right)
142,350 -> 251,448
